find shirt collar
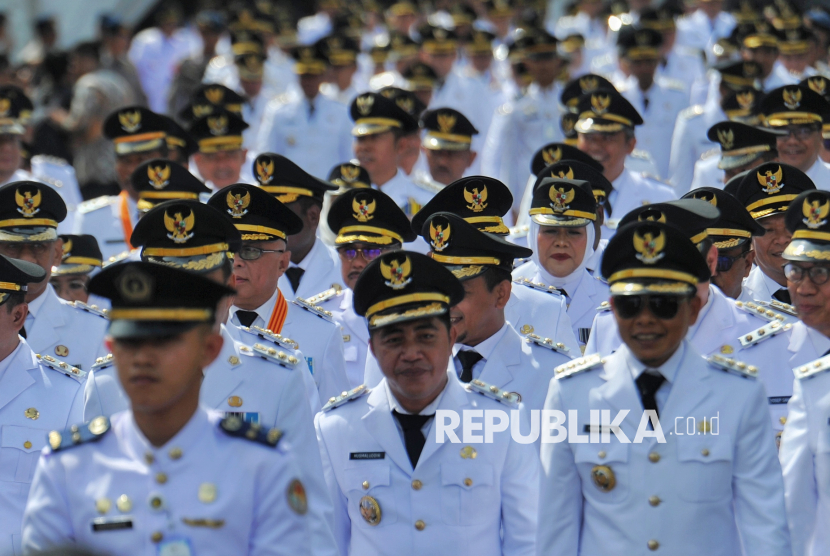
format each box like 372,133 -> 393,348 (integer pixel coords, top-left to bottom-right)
452,321 -> 509,362
806,325 -> 830,358
384,369 -> 450,415
291,238 -> 319,271
27,283 -> 54,319
230,286 -> 280,326
758,267 -> 785,296
624,339 -> 686,384
124,405 -> 212,461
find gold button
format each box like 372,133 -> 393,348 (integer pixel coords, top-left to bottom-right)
169,447 -> 182,460
362,481 -> 370,490
151,531 -> 163,543
23,441 -> 32,449
144,453 -> 154,464
701,449 -> 710,457
779,416 -> 787,425
228,355 -> 240,365
414,520 -> 426,531
95,497 -> 111,514
464,478 -> 473,487
411,479 -> 422,490
648,496 -> 661,507
155,473 -> 167,484
597,451 -> 606,459
648,539 -> 659,550
648,452 -> 660,463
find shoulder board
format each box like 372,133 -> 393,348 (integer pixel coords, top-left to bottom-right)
48,416 -> 110,452
793,354 -> 830,380
596,300 -> 612,312
412,175 -> 445,194
91,353 -> 114,372
103,250 -> 133,268
247,342 -> 301,369
37,354 -> 86,382
706,354 -> 758,379
525,332 -> 572,356
604,218 -> 621,230
738,320 -> 792,348
497,103 -> 513,116
292,298 -> 335,323
512,277 -> 563,296
322,384 -> 370,412
555,353 -> 603,379
640,172 -> 672,186
35,174 -> 64,189
630,149 -> 651,160
509,224 -> 529,238
659,77 -> 686,92
31,154 -> 69,167
733,300 -> 787,323
219,415 -> 283,447
77,196 -> 112,214
512,257 -> 531,269
680,104 -> 705,119
305,284 -> 344,305
207,54 -> 231,70
240,325 -> 300,350
467,378 -> 520,407
68,300 -> 109,320
700,147 -> 720,161
756,299 -> 798,318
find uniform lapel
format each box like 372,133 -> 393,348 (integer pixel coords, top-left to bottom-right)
595,353 -> 644,435
477,327 -> 519,390
566,271 -> 597,328
202,331 -> 244,409
361,384 -> 414,473
660,347 -> 712,426
27,288 -> 66,354
0,342 -> 37,412
418,377 -> 469,468
690,286 -> 735,354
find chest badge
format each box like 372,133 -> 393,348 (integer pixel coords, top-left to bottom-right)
25,407 -> 39,420
460,445 -> 477,459
591,465 -> 616,492
359,495 -> 382,525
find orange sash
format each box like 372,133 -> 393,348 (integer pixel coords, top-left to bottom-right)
267,289 -> 289,333
119,191 -> 134,249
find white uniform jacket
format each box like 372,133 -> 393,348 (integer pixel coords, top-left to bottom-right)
278,239 -> 343,302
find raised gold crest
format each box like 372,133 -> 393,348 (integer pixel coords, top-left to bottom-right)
549,186 -> 575,213
591,94 -> 611,115
437,112 -> 456,133
464,186 -> 488,212
591,465 -> 616,492
117,268 -> 153,302
736,90 -> 754,110
561,116 -> 575,134
803,197 -> 830,229
256,158 -> 275,184
460,445 -> 477,459
552,167 -> 575,180
380,256 -> 413,289
635,31 -> 650,46
783,88 -> 802,110
118,110 -> 141,133
542,147 -> 562,165
164,210 -> 195,244
148,164 -> 171,190
341,164 -> 360,182
356,94 -> 374,116
205,87 -> 225,105
15,188 -> 41,217
396,97 -> 414,113
0,98 -> 9,117
808,76 -> 827,96
429,221 -> 451,251
352,196 -> 376,222
434,28 -> 447,40
207,115 -> 228,136
757,166 -> 784,194
633,230 -> 665,264
226,190 -> 251,218
579,76 -> 598,93
359,495 -> 381,525
717,129 -> 734,150
193,104 -> 213,118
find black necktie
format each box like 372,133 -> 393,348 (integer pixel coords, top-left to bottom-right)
235,310 -> 259,328
457,350 -> 483,383
308,99 -> 315,118
635,372 -> 665,417
643,96 -> 649,110
392,410 -> 433,468
285,267 -> 305,293
773,288 -> 792,304
19,325 -> 26,339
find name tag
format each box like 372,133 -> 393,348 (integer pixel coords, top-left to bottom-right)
91,516 -> 133,532
350,452 -> 385,460
583,425 -> 614,434
225,411 -> 260,424
768,396 -> 791,405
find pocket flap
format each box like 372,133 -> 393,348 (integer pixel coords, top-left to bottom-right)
343,465 -> 391,492
440,463 -> 494,489
677,434 -> 732,463
1,425 -> 48,453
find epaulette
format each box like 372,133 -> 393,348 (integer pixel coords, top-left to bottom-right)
91,353 -> 114,372
706,354 -> 758,379
630,149 -> 652,161
757,300 -> 798,318
103,250 -> 132,268
219,415 -> 282,447
31,154 -> 69,167
247,342 -> 301,370
512,257 -> 531,269
68,300 -> 109,320
77,196 -> 112,214
524,333 -> 571,356
368,71 -> 397,90
37,354 -> 86,382
497,103 -> 513,116
604,219 -> 621,230
240,325 -> 300,350
733,300 -> 788,323
35,173 -> 64,189
555,353 -> 603,379
700,147 -> 720,160
512,277 -> 563,296
793,354 -> 830,380
305,283 -> 344,305
680,104 -> 705,119
467,379 -> 520,407
509,224 -> 529,238
207,54 -> 231,70
596,300 -> 612,312
292,298 -> 335,323
322,384 -> 370,412
738,320 -> 792,348
641,172 -> 672,186
412,174 -> 445,194
659,77 -> 686,92
48,416 -> 110,452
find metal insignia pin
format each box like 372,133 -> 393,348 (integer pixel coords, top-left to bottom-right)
460,446 -> 477,459
116,494 -> 132,513
359,495 -> 382,525
591,465 -> 616,492
199,483 -> 217,504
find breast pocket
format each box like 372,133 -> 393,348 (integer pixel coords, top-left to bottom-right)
676,434 -> 733,503
0,425 -> 49,483
574,441 -> 629,504
343,466 -> 397,527
440,463 -> 495,525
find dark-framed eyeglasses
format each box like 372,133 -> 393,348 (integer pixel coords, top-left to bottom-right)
613,294 -> 686,320
784,263 -> 830,285
233,246 -> 285,261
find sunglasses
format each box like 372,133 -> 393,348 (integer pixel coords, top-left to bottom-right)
784,263 -> 830,285
716,250 -> 750,272
613,294 -> 686,320
338,247 -> 383,261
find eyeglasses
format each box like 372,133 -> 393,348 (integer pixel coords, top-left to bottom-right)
233,246 -> 285,261
338,247 -> 383,261
779,126 -> 819,141
784,263 -> 830,285
716,250 -> 751,272
613,294 -> 685,320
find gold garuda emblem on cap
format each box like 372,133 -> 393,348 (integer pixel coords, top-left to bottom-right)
193,104 -> 213,118
164,209 -> 195,244
148,164 -> 171,190
329,37 -> 342,49
429,221 -> 451,251
637,210 -> 667,223
744,62 -> 759,77
205,87 -> 224,105
341,164 -> 361,182
737,91 -> 755,110
118,110 -> 141,133
226,190 -> 251,218
579,76 -> 598,93
434,28 -> 447,40
561,117 -> 575,134
380,256 -> 412,289
207,115 -> 228,136
693,192 -> 717,207
549,186 -> 575,213
352,196 -> 376,222
757,165 -> 784,194
552,167 -> 575,180
396,97 -> 413,114
437,112 -> 456,133
591,94 -> 611,115
464,186 -> 488,212
256,158 -> 275,184
783,88 -> 802,110
15,188 -> 41,217
61,239 -> 72,260
117,268 -> 153,302
717,129 -> 734,150
808,77 -> 827,96
634,229 -> 666,264
542,147 -> 562,165
635,31 -> 650,46
0,98 -> 9,117
803,197 -> 830,229
356,94 -> 374,116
